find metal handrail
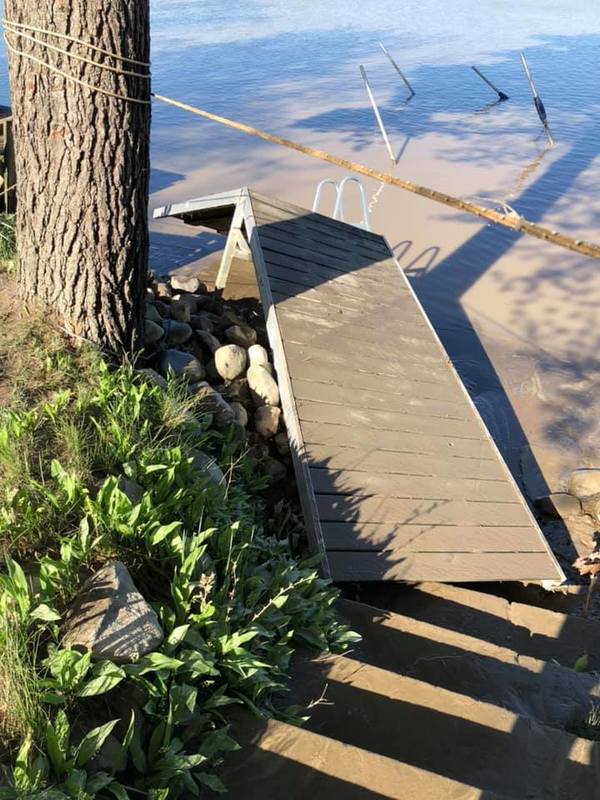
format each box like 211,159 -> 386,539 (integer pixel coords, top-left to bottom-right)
312,176 -> 371,231
312,178 -> 339,214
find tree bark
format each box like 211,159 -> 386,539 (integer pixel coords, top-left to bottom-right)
4,0 -> 150,354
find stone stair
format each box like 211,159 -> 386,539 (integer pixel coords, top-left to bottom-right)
213,583 -> 600,799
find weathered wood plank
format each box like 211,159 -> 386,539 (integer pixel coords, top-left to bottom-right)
277,304 -> 431,344
304,444 -> 509,481
297,405 -> 483,441
254,201 -> 390,248
321,522 -> 545,552
253,212 -> 389,261
287,360 -> 466,403
251,194 -> 389,247
285,340 -> 453,386
257,225 -> 391,273
273,291 -> 430,335
260,242 -> 398,295
316,494 -> 532,527
309,468 -> 516,503
301,421 -> 490,460
291,377 -> 470,420
281,317 -> 440,359
327,552 -> 559,582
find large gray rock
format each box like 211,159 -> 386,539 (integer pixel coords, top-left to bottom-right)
263,457 -> 287,483
230,401 -> 249,428
137,368 -> 168,390
247,365 -> 280,407
191,449 -> 225,487
195,330 -> 221,356
568,469 -> 600,499
247,344 -> 270,368
171,275 -> 203,294
63,561 -> 163,664
163,319 -> 192,345
191,381 -> 235,426
226,324 -> 257,348
190,312 -> 221,333
160,349 -> 205,382
144,320 -> 164,346
155,281 -> 172,300
145,303 -> 163,324
254,405 -> 281,438
274,431 -> 290,456
170,300 -> 192,323
214,344 -> 247,381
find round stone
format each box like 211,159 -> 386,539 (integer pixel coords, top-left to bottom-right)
225,324 -> 257,348
254,405 -> 281,438
145,319 -> 164,346
160,349 -> 205,382
171,275 -> 203,294
145,303 -> 163,324
230,401 -> 249,427
163,319 -> 192,345
248,344 -> 270,368
247,365 -> 280,407
214,344 -> 247,381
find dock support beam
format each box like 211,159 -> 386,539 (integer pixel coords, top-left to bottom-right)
215,202 -> 252,290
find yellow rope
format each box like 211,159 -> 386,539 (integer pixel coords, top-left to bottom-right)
3,34 -> 150,105
2,18 -> 150,68
152,93 -> 600,261
3,25 -> 150,79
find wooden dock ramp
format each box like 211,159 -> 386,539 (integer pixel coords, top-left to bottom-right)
154,188 -> 564,584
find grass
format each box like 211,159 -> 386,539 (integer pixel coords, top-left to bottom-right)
0,608 -> 48,749
0,290 -> 358,798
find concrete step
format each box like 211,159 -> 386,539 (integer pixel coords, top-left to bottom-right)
337,598 -> 600,731
215,716 -> 515,799
286,652 -> 600,799
359,581 -> 600,670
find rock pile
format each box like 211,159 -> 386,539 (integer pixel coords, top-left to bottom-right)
143,273 -> 292,492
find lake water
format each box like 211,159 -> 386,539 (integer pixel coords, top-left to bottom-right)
2,2 -> 600,559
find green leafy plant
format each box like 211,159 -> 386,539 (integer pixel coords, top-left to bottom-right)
0,339 -> 359,798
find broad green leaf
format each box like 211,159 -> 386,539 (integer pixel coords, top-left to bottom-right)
46,715 -> 68,776
122,710 -> 135,751
170,683 -> 197,725
149,521 -> 182,546
179,649 -> 219,679
86,772 -> 115,793
30,603 -> 62,623
77,661 -> 125,697
126,653 -> 183,676
13,734 -> 33,790
75,719 -> 119,767
127,710 -> 147,774
106,783 -> 131,800
165,624 -> 189,652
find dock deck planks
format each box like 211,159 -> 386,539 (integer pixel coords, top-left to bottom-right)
154,188 -> 564,584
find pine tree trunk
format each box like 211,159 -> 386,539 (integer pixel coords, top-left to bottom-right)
4,0 -> 150,354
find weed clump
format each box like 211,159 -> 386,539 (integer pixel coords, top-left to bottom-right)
0,320 -> 358,798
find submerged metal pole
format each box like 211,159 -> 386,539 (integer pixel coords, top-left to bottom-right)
520,51 -> 554,145
359,64 -> 396,163
471,66 -> 509,101
379,43 -> 415,96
